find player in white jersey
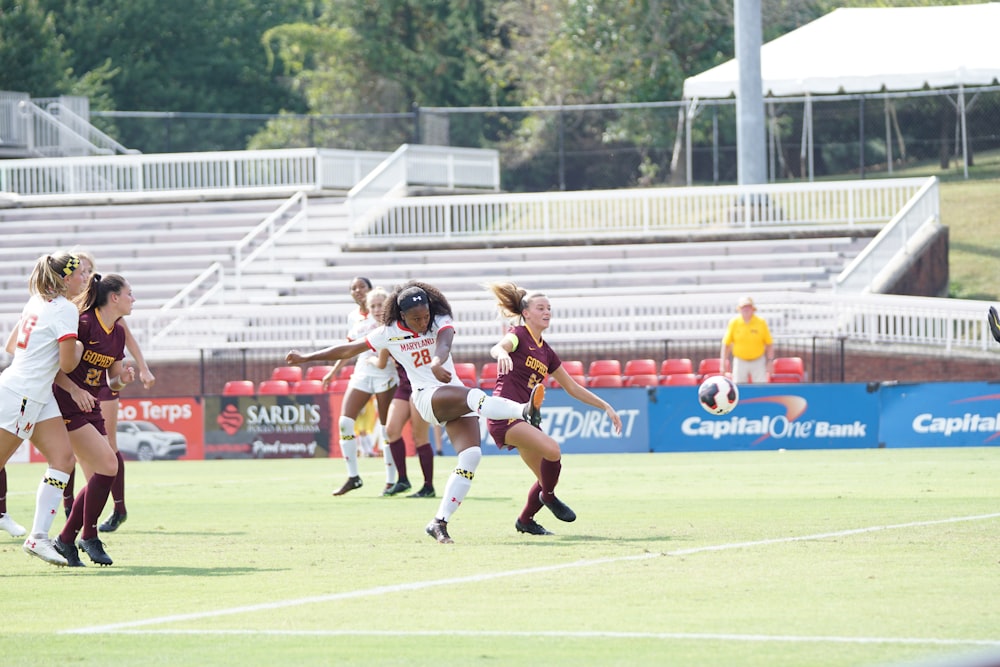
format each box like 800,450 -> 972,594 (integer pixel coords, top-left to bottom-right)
0,252 -> 87,566
286,280 -> 545,544
328,287 -> 400,496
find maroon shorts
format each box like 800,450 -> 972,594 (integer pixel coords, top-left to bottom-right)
486,418 -> 520,452
394,371 -> 413,401
54,386 -> 107,435
97,385 -> 119,402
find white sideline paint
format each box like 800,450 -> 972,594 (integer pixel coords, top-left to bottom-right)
63,511 -> 1000,644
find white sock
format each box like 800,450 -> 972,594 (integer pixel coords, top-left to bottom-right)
32,468 -> 70,537
381,425 -> 397,484
435,447 -> 482,522
464,388 -> 524,420
339,416 -> 359,477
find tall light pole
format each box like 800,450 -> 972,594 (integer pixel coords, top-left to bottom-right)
735,0 -> 766,185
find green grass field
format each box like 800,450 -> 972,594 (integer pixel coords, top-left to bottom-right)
2,449 -> 999,666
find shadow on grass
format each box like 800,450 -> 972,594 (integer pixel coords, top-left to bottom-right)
84,564 -> 286,577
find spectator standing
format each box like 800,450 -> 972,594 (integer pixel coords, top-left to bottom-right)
720,296 -> 774,384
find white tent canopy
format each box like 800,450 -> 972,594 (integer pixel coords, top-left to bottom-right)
683,4 -> 1000,99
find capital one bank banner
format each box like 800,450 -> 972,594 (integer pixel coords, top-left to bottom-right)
649,383 -> 881,451
878,381 -> 1000,448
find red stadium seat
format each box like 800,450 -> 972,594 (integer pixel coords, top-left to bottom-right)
271,366 -> 302,383
624,373 -> 659,387
479,362 -> 499,390
660,358 -> 694,377
561,360 -> 585,377
548,373 -> 586,389
305,365 -> 335,382
257,380 -> 291,395
588,359 -> 622,377
338,365 -> 355,380
697,358 -> 728,380
292,379 -> 325,394
327,379 -> 350,393
222,380 -> 255,396
623,359 -> 658,378
588,374 -> 623,388
453,362 -> 478,388
769,356 -> 805,383
661,373 -> 699,386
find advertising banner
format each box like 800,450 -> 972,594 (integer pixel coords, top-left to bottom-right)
467,386 -> 650,454
649,383 -> 880,451
202,393 -> 336,459
878,381 -> 1000,448
117,396 -> 203,460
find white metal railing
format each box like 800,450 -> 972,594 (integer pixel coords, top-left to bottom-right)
345,177 -> 926,246
833,177 -> 940,293
233,192 -> 308,291
45,102 -> 138,156
345,143 -> 500,235
16,100 -> 113,158
59,290 -> 996,363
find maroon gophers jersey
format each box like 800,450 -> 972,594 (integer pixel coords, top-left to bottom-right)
493,325 -> 561,402
54,308 -> 126,416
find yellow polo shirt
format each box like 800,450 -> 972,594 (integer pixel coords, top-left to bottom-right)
723,314 -> 773,361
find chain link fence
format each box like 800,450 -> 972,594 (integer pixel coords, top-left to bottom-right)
93,85 -> 1000,192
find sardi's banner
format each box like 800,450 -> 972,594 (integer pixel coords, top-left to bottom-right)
203,393 -> 335,459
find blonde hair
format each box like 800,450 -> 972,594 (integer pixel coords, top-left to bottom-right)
27,252 -> 79,299
485,281 -> 546,321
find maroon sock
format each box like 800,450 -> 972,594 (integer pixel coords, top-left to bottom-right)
389,438 -> 408,481
539,458 -> 562,498
111,451 -> 126,513
58,487 -> 88,544
63,468 -> 76,514
0,466 -> 7,514
79,472 -> 114,541
519,481 -> 545,523
415,443 -> 434,486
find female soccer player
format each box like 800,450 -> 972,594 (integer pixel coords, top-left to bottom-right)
486,282 -> 622,536
0,252 -> 87,566
52,273 -> 136,566
286,280 -> 544,544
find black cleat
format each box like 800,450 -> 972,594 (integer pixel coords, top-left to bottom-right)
53,538 -> 85,567
425,518 -> 454,544
332,476 -> 363,496
77,537 -> 113,566
539,492 -> 577,522
407,485 -> 435,498
522,384 -> 545,427
383,479 -> 412,496
989,306 -> 1000,343
515,518 -> 553,535
98,511 -> 127,533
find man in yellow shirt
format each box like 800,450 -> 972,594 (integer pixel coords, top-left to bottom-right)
720,296 -> 773,384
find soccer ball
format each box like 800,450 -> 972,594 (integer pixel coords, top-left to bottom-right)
698,375 -> 739,415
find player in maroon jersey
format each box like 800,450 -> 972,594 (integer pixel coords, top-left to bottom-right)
485,282 -> 622,536
51,274 -> 136,566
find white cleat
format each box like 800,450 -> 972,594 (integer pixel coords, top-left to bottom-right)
0,513 -> 26,538
22,535 -> 68,567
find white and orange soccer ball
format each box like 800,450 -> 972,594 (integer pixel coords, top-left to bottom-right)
698,375 -> 739,415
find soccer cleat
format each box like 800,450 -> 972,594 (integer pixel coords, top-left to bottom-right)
381,483 -> 395,497
77,537 -> 113,566
383,479 -> 411,496
515,518 -> 554,535
425,518 -> 454,544
53,538 -> 85,567
332,476 -> 363,496
539,491 -> 577,522
0,513 -> 26,537
98,511 -> 127,533
989,306 -> 1000,343
22,536 -> 68,567
407,485 -> 435,498
522,383 -> 545,427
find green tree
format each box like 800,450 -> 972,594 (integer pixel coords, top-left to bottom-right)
0,0 -> 72,95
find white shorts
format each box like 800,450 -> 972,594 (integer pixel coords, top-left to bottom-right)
0,387 -> 62,440
347,373 -> 398,396
411,378 -> 466,426
732,355 -> 767,384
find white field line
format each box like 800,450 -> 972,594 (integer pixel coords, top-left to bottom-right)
63,511 -> 1000,646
